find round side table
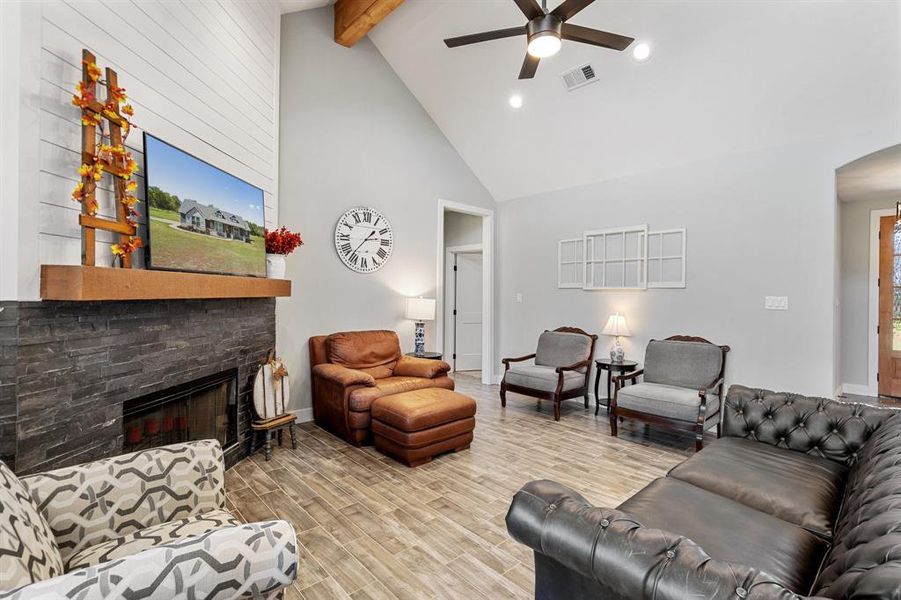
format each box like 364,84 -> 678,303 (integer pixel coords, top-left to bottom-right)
405,352 -> 443,360
594,359 -> 639,415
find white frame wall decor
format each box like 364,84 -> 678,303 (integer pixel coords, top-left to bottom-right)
557,238 -> 584,288
647,228 -> 687,288
582,225 -> 648,291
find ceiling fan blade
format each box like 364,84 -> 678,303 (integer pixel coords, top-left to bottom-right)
519,53 -> 540,79
444,26 -> 526,48
561,23 -> 634,51
551,0 -> 594,21
513,0 -> 544,20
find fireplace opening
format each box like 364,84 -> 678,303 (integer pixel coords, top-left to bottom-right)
122,369 -> 238,454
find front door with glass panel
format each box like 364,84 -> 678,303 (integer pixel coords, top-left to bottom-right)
878,215 -> 901,396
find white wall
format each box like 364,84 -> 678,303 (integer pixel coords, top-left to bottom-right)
276,8 -> 496,417
444,211 -> 482,247
839,197 -> 897,391
498,130 -> 899,398
0,0 -> 281,300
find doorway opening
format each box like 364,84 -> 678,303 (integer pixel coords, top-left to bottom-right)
436,200 -> 494,385
836,143 -> 901,398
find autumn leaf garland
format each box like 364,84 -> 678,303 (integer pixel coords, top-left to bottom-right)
70,58 -> 142,257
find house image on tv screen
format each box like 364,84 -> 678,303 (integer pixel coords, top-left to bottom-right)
179,198 -> 252,242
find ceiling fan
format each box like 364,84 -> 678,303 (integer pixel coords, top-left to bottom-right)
443,0 -> 634,80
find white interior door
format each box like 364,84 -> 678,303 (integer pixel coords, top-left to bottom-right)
454,252 -> 483,371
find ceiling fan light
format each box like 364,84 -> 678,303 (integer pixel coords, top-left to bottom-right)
527,32 -> 561,58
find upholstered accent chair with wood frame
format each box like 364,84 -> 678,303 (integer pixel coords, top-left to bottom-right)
610,335 -> 729,450
500,327 -> 598,421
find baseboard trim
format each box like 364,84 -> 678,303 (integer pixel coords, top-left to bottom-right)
492,374 -> 503,385
291,408 -> 313,423
840,383 -> 870,397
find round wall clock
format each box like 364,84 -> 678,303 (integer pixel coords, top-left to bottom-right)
334,207 -> 394,273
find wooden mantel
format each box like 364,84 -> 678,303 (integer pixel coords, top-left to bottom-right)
334,0 -> 405,47
41,265 -> 291,301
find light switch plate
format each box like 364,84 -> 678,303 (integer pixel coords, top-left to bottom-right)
764,296 -> 789,310
515,293 -> 523,303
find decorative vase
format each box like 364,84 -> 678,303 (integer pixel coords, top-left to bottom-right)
414,321 -> 426,355
266,254 -> 286,279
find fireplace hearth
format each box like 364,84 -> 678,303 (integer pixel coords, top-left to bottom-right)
123,369 -> 238,454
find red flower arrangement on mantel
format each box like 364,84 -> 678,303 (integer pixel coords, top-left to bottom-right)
264,227 -> 303,279
265,227 -> 304,255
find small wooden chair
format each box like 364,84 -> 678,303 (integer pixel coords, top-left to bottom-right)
252,413 -> 297,461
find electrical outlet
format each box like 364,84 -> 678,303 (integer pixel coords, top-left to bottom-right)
764,296 -> 789,310
515,293 -> 523,303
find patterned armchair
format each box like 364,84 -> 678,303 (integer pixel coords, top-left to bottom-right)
0,440 -> 297,599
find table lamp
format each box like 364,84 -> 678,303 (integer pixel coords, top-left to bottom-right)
405,297 -> 436,356
602,313 -> 631,362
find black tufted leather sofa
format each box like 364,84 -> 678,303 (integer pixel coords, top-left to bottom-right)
506,385 -> 901,599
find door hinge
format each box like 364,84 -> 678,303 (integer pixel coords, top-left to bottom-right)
453,309 -> 457,315
453,353 -> 456,359
878,277 -> 881,288
453,265 -> 458,271
878,325 -> 881,334
877,372 -> 880,382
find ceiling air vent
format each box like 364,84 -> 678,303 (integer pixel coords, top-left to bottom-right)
561,63 -> 598,92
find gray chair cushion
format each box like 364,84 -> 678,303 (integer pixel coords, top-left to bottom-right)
535,332 -> 592,372
644,340 -> 723,389
616,382 -> 719,422
505,365 -> 585,393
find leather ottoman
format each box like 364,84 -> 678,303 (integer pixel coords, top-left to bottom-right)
371,387 -> 476,467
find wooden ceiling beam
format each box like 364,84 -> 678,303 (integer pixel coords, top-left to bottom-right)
334,0 -> 405,48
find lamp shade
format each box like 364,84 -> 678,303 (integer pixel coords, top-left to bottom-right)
405,297 -> 436,321
602,313 -> 631,337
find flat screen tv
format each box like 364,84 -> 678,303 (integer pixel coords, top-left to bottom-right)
143,133 -> 266,277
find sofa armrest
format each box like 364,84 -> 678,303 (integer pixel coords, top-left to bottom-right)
21,440 -> 225,563
1,521 -> 298,600
506,480 -> 809,600
312,363 -> 376,387
392,355 -> 451,379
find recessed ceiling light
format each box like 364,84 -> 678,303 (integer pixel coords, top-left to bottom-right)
509,94 -> 523,109
632,42 -> 651,62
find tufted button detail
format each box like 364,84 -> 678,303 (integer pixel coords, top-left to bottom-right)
547,503 -> 557,512
779,436 -> 786,442
600,519 -> 610,528
665,550 -> 675,559
735,587 -> 748,599
832,428 -> 839,434
799,422 -> 805,428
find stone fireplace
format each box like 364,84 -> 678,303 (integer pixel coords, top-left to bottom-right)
0,298 -> 275,474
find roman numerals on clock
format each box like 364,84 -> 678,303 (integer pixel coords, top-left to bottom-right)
334,207 -> 393,273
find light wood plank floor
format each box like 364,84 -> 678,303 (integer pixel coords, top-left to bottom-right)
227,373 -> 711,599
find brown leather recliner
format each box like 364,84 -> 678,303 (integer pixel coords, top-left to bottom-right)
309,330 -> 454,446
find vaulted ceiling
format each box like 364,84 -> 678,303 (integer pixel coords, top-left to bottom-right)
366,1 -> 901,201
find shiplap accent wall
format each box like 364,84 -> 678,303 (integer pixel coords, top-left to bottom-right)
3,0 -> 280,299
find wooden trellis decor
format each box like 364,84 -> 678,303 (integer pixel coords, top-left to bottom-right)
74,49 -> 138,268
